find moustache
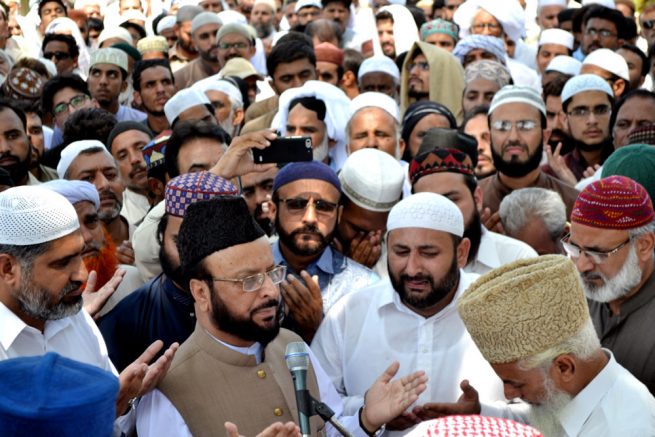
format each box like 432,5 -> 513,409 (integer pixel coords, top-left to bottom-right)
400,274 -> 434,284
129,164 -> 147,179
581,272 -> 603,282
502,141 -> 529,153
251,298 -> 280,314
61,280 -> 84,298
99,190 -> 118,202
290,224 -> 323,237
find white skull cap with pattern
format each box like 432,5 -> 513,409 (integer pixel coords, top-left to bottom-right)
164,88 -> 211,125
545,55 -> 581,76
191,11 -> 222,34
97,27 -> 133,47
349,92 -> 400,123
57,140 -> 113,179
358,55 -> 400,83
193,78 -> 243,107
339,148 -> 405,212
561,74 -> 614,103
488,85 -> 546,116
0,186 -> 79,245
582,48 -> 630,81
387,192 -> 464,237
90,47 -> 128,73
157,15 -> 177,33
538,29 -> 574,50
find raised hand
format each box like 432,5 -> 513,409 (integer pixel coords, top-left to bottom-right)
211,129 -> 278,179
545,143 -> 577,186
281,271 -> 323,342
83,269 -> 125,319
349,231 -> 383,268
413,379 -> 481,421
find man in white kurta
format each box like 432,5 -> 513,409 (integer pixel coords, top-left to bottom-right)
312,193 -> 505,436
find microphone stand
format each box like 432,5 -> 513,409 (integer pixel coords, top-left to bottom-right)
311,397 -> 353,437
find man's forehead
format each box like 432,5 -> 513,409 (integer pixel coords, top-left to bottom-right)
69,152 -> 117,172
91,63 -> 122,73
352,107 -> 395,127
569,90 -> 610,106
277,179 -> 339,197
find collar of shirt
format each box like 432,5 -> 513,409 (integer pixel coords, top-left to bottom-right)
467,227 -> 501,272
161,274 -> 195,308
272,241 -> 340,287
614,268 -> 655,319
557,349 -> 619,436
204,328 -> 263,363
0,301 -> 73,352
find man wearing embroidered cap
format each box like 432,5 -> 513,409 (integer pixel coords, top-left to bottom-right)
0,185 -> 179,424
553,74 -> 615,184
137,36 -> 169,60
565,175 -> 655,394
88,47 -> 146,122
313,192 -> 504,435
420,19 -> 458,52
433,255 -> 655,436
173,12 -> 223,89
480,85 -> 579,222
357,55 -> 400,100
271,161 -> 377,341
410,147 -> 536,275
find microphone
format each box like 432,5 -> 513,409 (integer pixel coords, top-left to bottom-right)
285,342 -> 312,437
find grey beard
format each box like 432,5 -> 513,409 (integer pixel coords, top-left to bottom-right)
581,243 -> 642,303
527,374 -> 572,437
13,275 -> 83,321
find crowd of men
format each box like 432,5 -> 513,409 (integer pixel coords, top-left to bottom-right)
0,0 -> 655,435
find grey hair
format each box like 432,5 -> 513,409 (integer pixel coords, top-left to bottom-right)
345,107 -> 402,154
628,221 -> 655,239
0,242 -> 53,276
519,318 -> 600,371
499,188 -> 567,241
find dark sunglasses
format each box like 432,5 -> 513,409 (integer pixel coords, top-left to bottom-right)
643,19 -> 655,30
43,51 -> 71,61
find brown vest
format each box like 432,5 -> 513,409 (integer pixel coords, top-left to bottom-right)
158,325 -> 325,437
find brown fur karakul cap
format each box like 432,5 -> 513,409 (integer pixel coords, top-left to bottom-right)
457,255 -> 589,364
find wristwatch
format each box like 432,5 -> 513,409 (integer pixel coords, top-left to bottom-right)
358,405 -> 386,437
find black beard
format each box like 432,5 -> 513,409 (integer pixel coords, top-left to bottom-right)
0,150 -> 31,184
408,89 -> 429,100
571,135 -> 612,154
548,130 -> 574,156
464,210 -> 482,264
276,212 -> 335,257
209,282 -> 281,347
389,254 -> 460,311
491,140 -> 544,178
159,244 -> 186,288
253,22 -> 274,38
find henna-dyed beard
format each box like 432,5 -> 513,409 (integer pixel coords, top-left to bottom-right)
83,227 -> 119,289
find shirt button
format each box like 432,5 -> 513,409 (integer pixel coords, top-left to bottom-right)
274,408 -> 283,416
257,369 -> 266,379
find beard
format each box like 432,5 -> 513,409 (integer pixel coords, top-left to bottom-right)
527,374 -> 572,437
580,244 -> 642,303
389,253 -> 460,311
83,227 -> 119,289
209,282 -> 281,347
547,130 -> 574,156
408,88 -> 429,100
277,217 -> 335,257
253,22 -> 275,38
159,244 -> 186,287
571,135 -> 610,153
254,203 -> 274,236
0,150 -> 31,184
98,188 -> 122,222
13,272 -> 83,321
179,37 -> 197,53
491,140 -> 544,178
312,134 -> 330,162
464,210 -> 483,264
219,111 -> 236,137
199,47 -> 219,63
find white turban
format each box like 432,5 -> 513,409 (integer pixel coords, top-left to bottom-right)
387,192 -> 464,237
454,0 -> 526,43
193,78 -> 243,108
57,140 -> 113,179
358,55 -> 400,84
41,180 -> 100,209
164,88 -> 211,125
349,92 -> 400,123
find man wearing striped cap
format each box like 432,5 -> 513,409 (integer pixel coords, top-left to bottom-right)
564,175 -> 655,394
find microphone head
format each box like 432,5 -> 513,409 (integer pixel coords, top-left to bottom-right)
285,341 -> 310,371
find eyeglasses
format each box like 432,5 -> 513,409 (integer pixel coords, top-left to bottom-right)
406,61 -> 429,71
43,51 -> 71,61
584,28 -> 616,38
642,19 -> 655,30
53,94 -> 90,116
560,234 -> 632,265
218,41 -> 250,50
490,119 -> 538,133
567,105 -> 611,119
471,22 -> 500,32
212,265 -> 287,292
279,197 -> 338,215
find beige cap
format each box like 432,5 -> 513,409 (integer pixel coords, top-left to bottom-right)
219,57 -> 263,80
457,255 -> 589,364
90,47 -> 128,72
137,36 -> 169,54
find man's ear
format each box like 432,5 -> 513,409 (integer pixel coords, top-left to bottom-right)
0,253 -> 21,287
190,278 -> 211,313
550,354 -> 576,385
133,90 -> 143,107
233,107 -> 245,126
456,237 -> 471,268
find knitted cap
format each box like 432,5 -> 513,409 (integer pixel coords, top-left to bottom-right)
627,126 -> 655,146
315,42 -> 344,66
137,36 -> 169,54
488,85 -> 546,116
401,101 -> 457,145
349,92 -> 400,123
157,15 -> 177,32
164,88 -> 211,125
164,171 -> 238,217
601,144 -> 655,203
387,192 -> 464,237
90,47 -> 128,73
57,140 -> 113,179
216,22 -> 252,43
571,175 -> 655,229
142,130 -> 171,173
178,196 -> 265,272
582,48 -> 629,81
561,74 -> 613,104
457,255 -> 589,364
191,11 -> 222,34
545,55 -> 581,76
357,55 -> 400,83
420,18 -> 458,42
410,147 -> 475,186
1,68 -> 43,101
273,161 -> 340,193
0,186 -> 79,245
405,415 -> 542,437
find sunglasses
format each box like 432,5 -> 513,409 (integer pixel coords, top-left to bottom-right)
642,19 -> 655,30
43,51 -> 71,61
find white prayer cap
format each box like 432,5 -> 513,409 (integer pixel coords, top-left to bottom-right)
119,9 -> 147,25
97,27 -> 133,47
193,78 -> 243,107
164,88 -> 211,125
488,85 -> 546,116
0,186 -> 80,245
537,0 -> 567,9
41,180 -> 100,210
57,140 -> 113,179
453,0 -> 525,43
561,74 -> 614,103
538,29 -> 574,50
357,55 -> 400,84
273,80 -> 351,151
294,0 -> 321,13
387,0 -> 407,5
349,92 -> 400,123
582,48 -> 629,81
90,47 -> 128,73
581,0 -> 615,8
339,149 -> 405,212
156,15 -> 176,33
387,192 -> 464,237
545,55 -> 581,76
217,10 -> 248,25
253,0 -> 277,12
191,11 -> 222,34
